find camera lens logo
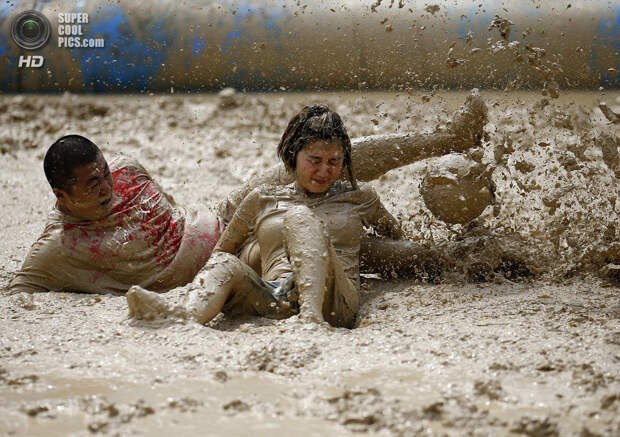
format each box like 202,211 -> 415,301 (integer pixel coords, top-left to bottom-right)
11,10 -> 51,50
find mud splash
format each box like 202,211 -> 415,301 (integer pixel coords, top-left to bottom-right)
0,91 -> 619,436
0,91 -> 618,284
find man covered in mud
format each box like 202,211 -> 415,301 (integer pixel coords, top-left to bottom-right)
9,135 -> 220,293
8,93 -> 487,294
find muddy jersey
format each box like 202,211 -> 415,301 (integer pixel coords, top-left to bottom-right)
9,155 -> 222,294
229,182 -> 382,287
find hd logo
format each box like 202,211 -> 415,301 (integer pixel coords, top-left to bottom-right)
10,10 -> 51,68
18,55 -> 44,68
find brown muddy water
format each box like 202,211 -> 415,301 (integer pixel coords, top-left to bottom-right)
0,90 -> 618,436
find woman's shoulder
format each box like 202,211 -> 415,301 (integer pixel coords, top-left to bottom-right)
338,181 -> 377,197
355,182 -> 378,197
240,184 -> 293,209
247,183 -> 293,198
327,181 -> 378,206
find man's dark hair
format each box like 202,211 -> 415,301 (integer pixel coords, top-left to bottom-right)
43,135 -> 101,192
277,104 -> 358,189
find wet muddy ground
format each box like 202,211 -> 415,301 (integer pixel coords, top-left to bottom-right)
0,91 -> 618,436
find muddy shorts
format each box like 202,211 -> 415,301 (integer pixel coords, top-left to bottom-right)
221,272 -> 299,319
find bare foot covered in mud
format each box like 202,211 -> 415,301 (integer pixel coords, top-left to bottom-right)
289,310 -> 333,332
126,285 -> 186,321
448,89 -> 489,151
296,306 -> 327,325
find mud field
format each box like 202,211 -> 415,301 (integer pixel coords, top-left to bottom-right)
0,90 -> 619,436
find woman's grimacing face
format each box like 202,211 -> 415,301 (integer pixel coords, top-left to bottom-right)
294,140 -> 344,194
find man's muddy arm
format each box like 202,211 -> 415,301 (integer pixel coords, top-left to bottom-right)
7,280 -> 47,294
7,242 -> 62,294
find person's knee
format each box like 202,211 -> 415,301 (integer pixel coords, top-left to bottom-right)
201,251 -> 247,286
284,204 -> 314,227
283,205 -> 327,241
209,251 -> 240,265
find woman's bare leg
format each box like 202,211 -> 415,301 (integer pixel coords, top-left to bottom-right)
184,252 -> 257,323
323,246 -> 359,328
351,91 -> 487,181
283,205 -> 359,328
282,205 -> 328,323
126,252 -> 264,324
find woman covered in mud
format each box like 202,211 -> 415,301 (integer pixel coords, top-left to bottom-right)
127,105 -> 405,328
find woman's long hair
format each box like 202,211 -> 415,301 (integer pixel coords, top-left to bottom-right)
277,104 -> 358,190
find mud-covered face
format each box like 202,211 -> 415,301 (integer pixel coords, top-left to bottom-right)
294,140 -> 344,194
54,153 -> 114,221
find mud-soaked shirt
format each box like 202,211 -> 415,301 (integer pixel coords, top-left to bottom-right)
219,182 -> 386,287
9,155 -> 222,294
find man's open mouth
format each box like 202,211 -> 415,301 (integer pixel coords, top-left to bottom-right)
99,198 -> 112,206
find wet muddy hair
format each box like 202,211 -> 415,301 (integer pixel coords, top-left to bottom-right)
44,135 -> 102,192
277,104 -> 358,190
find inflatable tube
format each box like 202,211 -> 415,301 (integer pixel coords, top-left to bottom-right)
0,0 -> 617,92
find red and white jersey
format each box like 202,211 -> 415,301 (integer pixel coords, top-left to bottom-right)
9,154 -> 222,294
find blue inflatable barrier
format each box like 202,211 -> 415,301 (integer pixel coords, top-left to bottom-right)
0,0 -> 617,92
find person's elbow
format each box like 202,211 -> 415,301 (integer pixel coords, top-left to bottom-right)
7,273 -> 52,294
7,282 -> 47,295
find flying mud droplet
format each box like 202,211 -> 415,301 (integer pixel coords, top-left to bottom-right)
542,81 -> 561,99
488,15 -> 513,41
425,5 -> 440,15
217,88 -> 242,109
446,57 -> 466,68
598,102 -> 619,124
